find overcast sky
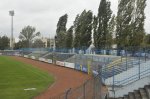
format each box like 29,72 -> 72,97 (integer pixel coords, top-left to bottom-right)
0,0 -> 150,40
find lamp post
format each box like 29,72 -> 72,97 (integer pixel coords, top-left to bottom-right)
9,10 -> 14,50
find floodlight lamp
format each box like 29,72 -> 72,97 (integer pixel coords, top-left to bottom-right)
9,10 -> 14,16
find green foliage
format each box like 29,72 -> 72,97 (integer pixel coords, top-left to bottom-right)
116,0 -> 135,48
94,0 -> 112,49
0,35 -> 10,50
19,26 -> 40,48
107,15 -> 116,48
66,26 -> 73,49
0,56 -> 54,99
55,14 -> 68,48
93,16 -> 98,48
54,0 -> 147,49
144,34 -> 150,45
14,40 -> 28,49
116,0 -> 146,48
129,0 -> 147,46
32,39 -> 45,48
74,10 -> 93,48
73,14 -> 81,48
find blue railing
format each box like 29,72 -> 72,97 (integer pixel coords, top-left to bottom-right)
102,58 -> 145,79
114,68 -> 150,85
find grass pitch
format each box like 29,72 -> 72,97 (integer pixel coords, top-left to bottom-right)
0,56 -> 54,99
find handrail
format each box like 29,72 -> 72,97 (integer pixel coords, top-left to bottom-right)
102,59 -> 141,72
114,68 -> 150,85
106,58 -> 127,68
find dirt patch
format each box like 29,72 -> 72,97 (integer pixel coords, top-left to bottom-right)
12,56 -> 91,99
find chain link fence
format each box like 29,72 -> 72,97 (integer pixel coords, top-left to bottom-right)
0,49 -> 109,99
49,74 -> 103,99
1,46 -> 150,99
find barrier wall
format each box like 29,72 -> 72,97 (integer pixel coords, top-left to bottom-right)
39,57 -> 45,62
75,64 -> 81,71
31,56 -> 36,60
24,55 -> 28,58
64,62 -> 75,69
45,59 -> 53,63
56,61 -> 65,66
23,53 -> 98,74
82,65 -> 88,72
25,54 -> 91,74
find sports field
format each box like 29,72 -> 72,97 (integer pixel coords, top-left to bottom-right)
0,56 -> 54,99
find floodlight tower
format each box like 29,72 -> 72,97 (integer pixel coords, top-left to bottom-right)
9,10 -> 14,50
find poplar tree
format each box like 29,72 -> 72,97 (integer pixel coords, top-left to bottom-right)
55,14 -> 68,48
94,0 -> 112,50
74,10 -> 93,49
66,26 -> 73,49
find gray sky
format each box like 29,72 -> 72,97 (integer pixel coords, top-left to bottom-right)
0,0 -> 150,40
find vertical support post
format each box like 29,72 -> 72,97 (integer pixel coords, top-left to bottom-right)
83,82 -> 86,99
121,50 -> 122,62
87,61 -> 91,75
145,47 -> 146,62
126,47 -> 127,70
80,64 -> 82,71
112,65 -> 115,98
75,54 -> 76,69
65,88 -> 71,99
11,15 -> 13,50
139,47 -> 141,79
93,77 -> 96,99
104,57 -> 106,65
9,10 -> 14,50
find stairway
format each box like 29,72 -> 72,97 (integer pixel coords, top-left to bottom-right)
102,58 -> 144,79
108,85 -> 150,99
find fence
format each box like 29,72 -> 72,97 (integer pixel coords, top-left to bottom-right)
1,46 -> 150,98
49,74 -> 103,99
101,47 -> 150,98
1,50 -> 110,99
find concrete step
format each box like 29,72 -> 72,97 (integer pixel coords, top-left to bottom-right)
128,92 -> 135,99
139,88 -> 148,99
118,97 -> 123,99
134,90 -> 142,99
124,95 -> 129,99
144,85 -> 150,99
110,85 -> 150,99
106,97 -> 118,99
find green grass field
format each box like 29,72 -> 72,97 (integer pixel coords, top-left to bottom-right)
0,56 -> 54,99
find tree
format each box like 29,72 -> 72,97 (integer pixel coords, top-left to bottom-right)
116,0 -> 133,48
74,10 -> 93,49
66,26 -> 73,49
14,40 -> 28,49
116,0 -> 146,49
73,14 -> 81,48
107,15 -> 116,48
93,16 -> 98,49
144,34 -> 150,45
129,0 -> 147,47
19,26 -> 40,48
94,0 -> 112,50
32,39 -> 45,48
0,35 -> 10,50
55,14 -> 68,48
